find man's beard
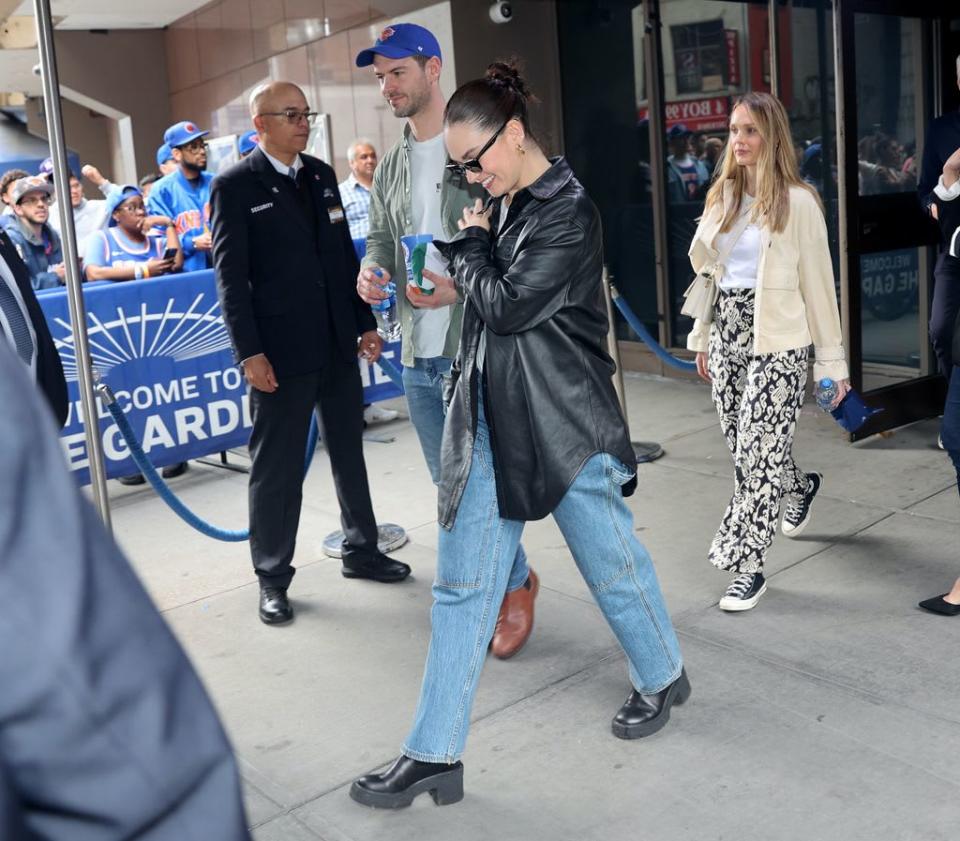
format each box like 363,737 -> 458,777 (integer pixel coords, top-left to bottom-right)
182,159 -> 205,177
390,87 -> 430,119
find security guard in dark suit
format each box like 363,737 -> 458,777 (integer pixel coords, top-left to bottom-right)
0,227 -> 67,427
211,81 -> 410,625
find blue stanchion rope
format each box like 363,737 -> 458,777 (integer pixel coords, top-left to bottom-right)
97,351 -> 405,542
610,286 -> 697,373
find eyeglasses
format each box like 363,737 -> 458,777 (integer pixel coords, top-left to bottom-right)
445,119 -> 509,177
178,139 -> 208,153
19,194 -> 52,207
258,109 -> 318,126
117,201 -> 146,213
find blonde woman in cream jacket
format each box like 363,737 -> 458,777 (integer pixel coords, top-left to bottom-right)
686,91 -> 849,612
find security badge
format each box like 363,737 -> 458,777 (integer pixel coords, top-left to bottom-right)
320,185 -> 345,223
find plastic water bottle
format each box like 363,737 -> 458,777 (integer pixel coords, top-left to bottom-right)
815,378 -> 838,411
370,269 -> 400,341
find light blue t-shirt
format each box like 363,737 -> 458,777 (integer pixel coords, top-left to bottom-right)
83,228 -> 166,277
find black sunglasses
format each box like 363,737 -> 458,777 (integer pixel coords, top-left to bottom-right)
445,119 -> 510,177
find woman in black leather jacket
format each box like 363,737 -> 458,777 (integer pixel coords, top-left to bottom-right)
350,62 -> 687,810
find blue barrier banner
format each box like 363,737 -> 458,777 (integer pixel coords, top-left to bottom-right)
38,269 -> 403,486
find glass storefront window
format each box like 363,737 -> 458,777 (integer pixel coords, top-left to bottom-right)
854,13 -> 925,384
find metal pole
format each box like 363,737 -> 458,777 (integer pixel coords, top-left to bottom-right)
832,0 -> 852,392
768,0 -> 782,99
32,0 -> 112,530
602,265 -> 664,464
643,0 -> 673,350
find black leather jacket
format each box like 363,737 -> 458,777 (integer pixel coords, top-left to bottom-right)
434,157 -> 636,529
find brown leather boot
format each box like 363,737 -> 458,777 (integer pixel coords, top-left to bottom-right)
491,569 -> 539,659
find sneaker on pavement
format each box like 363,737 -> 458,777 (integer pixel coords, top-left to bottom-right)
719,572 -> 767,612
781,471 -> 823,538
364,405 -> 399,425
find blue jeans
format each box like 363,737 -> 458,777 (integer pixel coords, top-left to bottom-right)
403,398 -> 682,763
402,357 -> 528,592
942,365 -> 960,492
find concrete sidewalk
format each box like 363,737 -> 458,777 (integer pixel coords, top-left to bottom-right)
107,373 -> 960,841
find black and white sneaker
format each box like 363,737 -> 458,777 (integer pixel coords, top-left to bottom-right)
781,472 -> 823,538
719,572 -> 767,612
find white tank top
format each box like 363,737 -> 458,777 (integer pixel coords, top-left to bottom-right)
716,195 -> 761,291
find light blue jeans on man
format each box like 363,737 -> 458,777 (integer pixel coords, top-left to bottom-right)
402,396 -> 682,763
402,356 -> 528,592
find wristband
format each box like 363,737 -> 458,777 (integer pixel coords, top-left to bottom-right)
143,263 -> 151,279
134,264 -> 143,280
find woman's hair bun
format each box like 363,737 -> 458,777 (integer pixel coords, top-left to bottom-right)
485,60 -> 530,99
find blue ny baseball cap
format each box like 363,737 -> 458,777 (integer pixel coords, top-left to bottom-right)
164,120 -> 209,149
238,130 -> 259,156
355,23 -> 441,67
105,185 -> 142,226
156,143 -> 173,168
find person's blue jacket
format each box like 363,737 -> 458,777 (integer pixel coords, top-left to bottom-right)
4,219 -> 63,290
147,168 -> 214,273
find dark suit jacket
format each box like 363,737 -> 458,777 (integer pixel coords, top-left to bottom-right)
0,228 -> 68,427
0,345 -> 250,839
210,148 -> 376,379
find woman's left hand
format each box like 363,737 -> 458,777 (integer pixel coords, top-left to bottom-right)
832,378 -> 852,409
458,198 -> 492,232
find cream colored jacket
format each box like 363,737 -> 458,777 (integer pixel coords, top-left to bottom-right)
685,181 -> 849,383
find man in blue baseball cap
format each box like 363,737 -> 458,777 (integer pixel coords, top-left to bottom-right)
353,24 -> 540,663
354,22 -> 442,67
147,120 -> 213,273
156,143 -> 177,176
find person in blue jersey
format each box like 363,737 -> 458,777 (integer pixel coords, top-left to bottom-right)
86,185 -> 187,485
147,121 -> 214,273
83,185 -> 183,282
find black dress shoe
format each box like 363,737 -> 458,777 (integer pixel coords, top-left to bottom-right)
350,755 -> 463,809
341,552 -> 411,583
259,587 -> 293,625
612,668 -> 691,740
918,594 -> 960,616
161,461 -> 188,479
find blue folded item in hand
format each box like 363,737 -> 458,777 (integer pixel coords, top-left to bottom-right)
831,388 -> 882,432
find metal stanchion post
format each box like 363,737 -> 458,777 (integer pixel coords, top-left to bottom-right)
602,265 -> 664,464
32,0 -> 112,530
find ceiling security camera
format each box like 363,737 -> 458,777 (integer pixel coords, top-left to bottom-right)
489,1 -> 513,24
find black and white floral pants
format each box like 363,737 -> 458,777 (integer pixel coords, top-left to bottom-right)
707,289 -> 810,574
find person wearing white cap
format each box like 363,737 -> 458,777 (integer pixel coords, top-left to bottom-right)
4,176 -> 64,290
